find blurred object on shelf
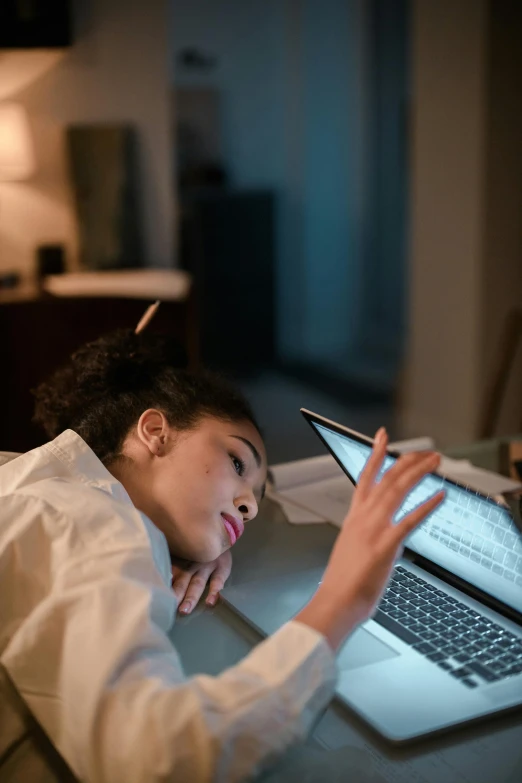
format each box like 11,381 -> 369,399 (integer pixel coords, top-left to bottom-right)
176,48 -> 218,72
36,244 -> 65,284
66,125 -> 143,271
175,88 -> 227,193
0,271 -> 20,289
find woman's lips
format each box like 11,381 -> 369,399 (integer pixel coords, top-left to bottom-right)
221,513 -> 244,546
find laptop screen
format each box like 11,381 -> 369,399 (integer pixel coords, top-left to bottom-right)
311,420 -> 522,617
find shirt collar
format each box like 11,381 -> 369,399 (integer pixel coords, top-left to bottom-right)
43,429 -> 173,588
44,429 -> 134,506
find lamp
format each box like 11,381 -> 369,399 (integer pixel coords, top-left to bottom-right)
0,103 -> 35,182
0,103 -> 35,282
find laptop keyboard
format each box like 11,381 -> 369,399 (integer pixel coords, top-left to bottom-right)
421,492 -> 522,585
375,566 -> 522,689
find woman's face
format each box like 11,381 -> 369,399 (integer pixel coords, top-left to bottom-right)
124,414 -> 267,563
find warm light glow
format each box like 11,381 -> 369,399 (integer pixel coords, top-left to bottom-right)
0,103 -> 35,181
0,51 -> 65,102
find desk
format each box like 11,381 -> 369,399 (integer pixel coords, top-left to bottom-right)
170,445 -> 522,783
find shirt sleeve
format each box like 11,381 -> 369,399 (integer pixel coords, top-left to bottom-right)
3,544 -> 337,783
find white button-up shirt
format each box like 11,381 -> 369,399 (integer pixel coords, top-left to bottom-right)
0,430 -> 336,782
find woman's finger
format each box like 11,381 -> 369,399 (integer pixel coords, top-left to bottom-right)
370,452 -> 440,518
171,559 -> 198,595
178,569 -> 214,615
389,490 -> 445,548
172,569 -> 193,605
206,568 -> 228,607
375,450 -> 433,497
355,427 -> 388,501
206,555 -> 233,606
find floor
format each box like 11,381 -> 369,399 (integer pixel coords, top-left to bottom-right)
237,370 -> 395,465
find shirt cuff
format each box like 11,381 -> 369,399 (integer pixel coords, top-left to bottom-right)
238,618 -> 338,741
285,619 -> 337,675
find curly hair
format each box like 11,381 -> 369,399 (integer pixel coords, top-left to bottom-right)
33,329 -> 260,466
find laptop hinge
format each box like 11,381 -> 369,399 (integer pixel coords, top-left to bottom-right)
407,551 -> 522,628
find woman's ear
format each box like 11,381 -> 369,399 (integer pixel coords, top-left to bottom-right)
136,409 -> 170,456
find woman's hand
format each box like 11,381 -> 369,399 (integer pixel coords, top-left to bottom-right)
171,549 -> 233,615
296,427 -> 445,652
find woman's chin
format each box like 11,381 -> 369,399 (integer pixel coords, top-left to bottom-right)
190,539 -> 226,564
167,528 -> 225,563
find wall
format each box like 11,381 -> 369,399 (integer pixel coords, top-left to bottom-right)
298,0 -> 409,387
400,0 -> 487,445
171,0 -> 286,190
400,0 -> 522,446
481,0 -> 522,435
171,0 -> 409,388
0,0 -> 173,280
299,0 -> 367,366
171,0 -> 291,359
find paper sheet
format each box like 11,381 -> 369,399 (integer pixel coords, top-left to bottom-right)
268,475 -> 354,527
437,456 -> 522,496
269,454 -> 346,491
269,495 -> 325,524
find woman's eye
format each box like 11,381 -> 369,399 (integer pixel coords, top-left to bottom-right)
231,455 -> 245,476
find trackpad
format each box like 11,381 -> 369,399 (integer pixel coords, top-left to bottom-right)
337,627 -> 399,671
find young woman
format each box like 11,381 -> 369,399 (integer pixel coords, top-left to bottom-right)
0,329 -> 443,782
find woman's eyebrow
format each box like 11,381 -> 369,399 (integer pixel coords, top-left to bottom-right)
230,435 -> 262,468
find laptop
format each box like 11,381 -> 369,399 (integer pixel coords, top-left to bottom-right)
221,409 -> 522,743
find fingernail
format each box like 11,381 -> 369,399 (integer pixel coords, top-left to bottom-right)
206,594 -> 217,607
179,600 -> 192,614
375,427 -> 386,444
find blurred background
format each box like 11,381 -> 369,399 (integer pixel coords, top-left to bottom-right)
0,0 -> 521,464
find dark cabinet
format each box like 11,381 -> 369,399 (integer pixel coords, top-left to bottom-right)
0,1 -> 72,48
180,189 -> 276,372
0,293 -> 197,452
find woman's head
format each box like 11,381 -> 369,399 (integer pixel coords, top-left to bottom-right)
34,329 -> 267,562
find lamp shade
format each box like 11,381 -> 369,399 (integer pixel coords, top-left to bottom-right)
0,103 -> 35,182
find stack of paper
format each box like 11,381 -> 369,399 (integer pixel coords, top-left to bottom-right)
267,454 -> 352,526
268,437 -> 522,528
437,456 -> 522,497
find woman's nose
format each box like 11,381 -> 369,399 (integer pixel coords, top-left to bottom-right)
236,492 -> 258,521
